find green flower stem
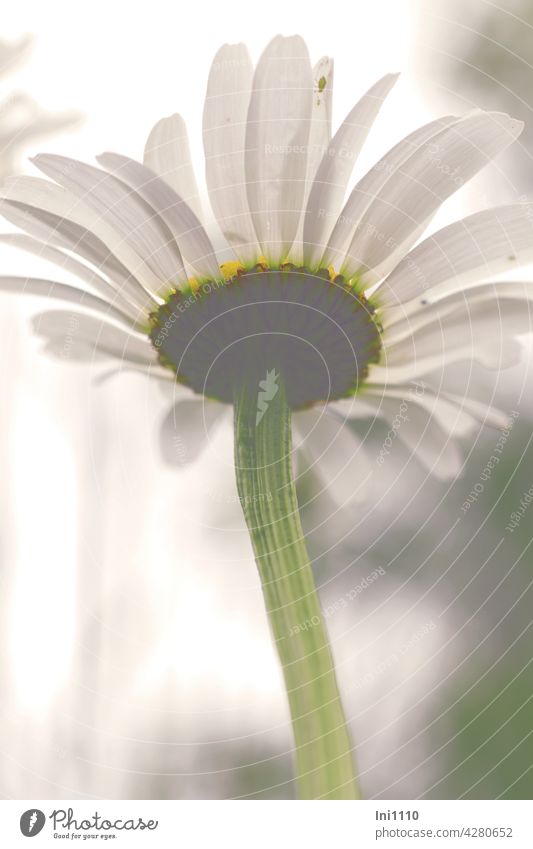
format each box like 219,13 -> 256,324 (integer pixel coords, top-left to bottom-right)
234,378 -> 360,800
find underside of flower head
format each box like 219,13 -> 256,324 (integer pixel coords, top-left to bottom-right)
1,33 -> 533,489
149,263 -> 383,408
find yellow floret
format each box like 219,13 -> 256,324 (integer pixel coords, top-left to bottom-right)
220,261 -> 245,280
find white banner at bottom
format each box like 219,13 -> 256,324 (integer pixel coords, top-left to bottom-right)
0,799 -> 530,847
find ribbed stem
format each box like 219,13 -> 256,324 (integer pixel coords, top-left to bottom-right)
234,378 -> 360,799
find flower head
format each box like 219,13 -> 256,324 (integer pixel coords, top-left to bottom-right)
2,34 -> 532,501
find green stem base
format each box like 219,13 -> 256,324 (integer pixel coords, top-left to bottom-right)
234,378 -> 360,800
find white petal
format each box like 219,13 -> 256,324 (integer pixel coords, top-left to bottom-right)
323,115 -> 458,268
303,73 -> 399,267
144,113 -> 202,219
32,309 -> 155,366
327,395 -> 385,420
31,154 -> 186,290
439,391 -> 511,430
344,112 -> 524,281
159,399 -> 226,466
293,406 -> 372,504
360,220 -> 428,288
382,297 -> 531,373
359,394 -> 463,479
291,55 -> 334,264
364,385 -> 476,437
93,362 -> 174,384
476,337 -> 524,369
0,232 -> 140,323
379,204 -> 533,306
382,280 -> 533,333
0,199 -> 155,317
97,153 -> 221,281
371,384 -> 512,431
245,35 -> 313,263
157,378 -> 197,403
0,275 -> 135,325
0,175 -> 161,304
384,282 -> 533,342
305,56 -> 334,190
332,384 -> 488,437
203,43 -> 259,265
369,343 -> 523,385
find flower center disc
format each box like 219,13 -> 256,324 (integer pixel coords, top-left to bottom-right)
150,268 -> 382,408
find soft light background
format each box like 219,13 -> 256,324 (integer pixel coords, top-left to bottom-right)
0,0 -> 532,799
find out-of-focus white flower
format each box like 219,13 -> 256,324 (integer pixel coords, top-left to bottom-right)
0,35 -> 80,179
1,34 -> 532,503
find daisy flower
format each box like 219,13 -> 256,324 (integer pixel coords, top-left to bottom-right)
1,34 -> 533,800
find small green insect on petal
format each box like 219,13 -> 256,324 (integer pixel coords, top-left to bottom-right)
318,75 -> 327,93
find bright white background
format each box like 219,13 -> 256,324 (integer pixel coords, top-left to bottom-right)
1,0 -> 531,801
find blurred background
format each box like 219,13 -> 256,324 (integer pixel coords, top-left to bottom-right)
0,0 -> 532,800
